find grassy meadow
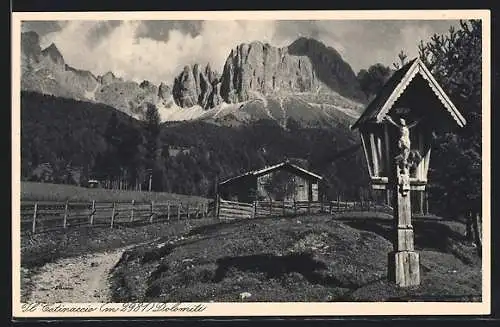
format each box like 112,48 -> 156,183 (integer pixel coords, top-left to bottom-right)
20,181 -> 210,203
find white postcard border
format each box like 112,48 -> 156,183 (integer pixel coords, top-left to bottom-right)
11,9 -> 492,318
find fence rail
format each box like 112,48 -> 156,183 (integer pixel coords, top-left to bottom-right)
21,199 -> 216,234
218,199 -> 254,220
217,198 -> 394,220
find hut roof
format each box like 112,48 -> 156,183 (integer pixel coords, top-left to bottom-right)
219,161 -> 323,186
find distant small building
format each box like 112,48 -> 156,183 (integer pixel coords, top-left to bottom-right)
218,161 -> 323,203
87,179 -> 101,188
167,146 -> 191,157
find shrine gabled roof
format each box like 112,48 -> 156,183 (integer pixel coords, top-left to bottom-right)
350,58 -> 466,130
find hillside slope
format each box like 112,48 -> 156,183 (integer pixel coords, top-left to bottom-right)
110,215 -> 481,302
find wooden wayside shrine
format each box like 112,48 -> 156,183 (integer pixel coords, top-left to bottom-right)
351,58 -> 466,287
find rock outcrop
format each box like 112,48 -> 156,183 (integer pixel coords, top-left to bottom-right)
220,39 -> 366,104
41,43 -> 65,67
98,71 -> 123,85
220,41 -> 315,103
158,82 -> 171,100
172,38 -> 366,109
20,31 -> 176,119
21,33 -> 100,100
287,37 -> 366,102
172,63 -> 223,109
21,31 -> 42,73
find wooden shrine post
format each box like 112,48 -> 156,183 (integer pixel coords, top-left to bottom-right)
387,161 -> 420,286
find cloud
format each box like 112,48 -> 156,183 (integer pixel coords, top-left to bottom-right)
37,20 -> 278,85
22,20 -> 63,35
31,19 -> 460,85
138,20 -> 204,41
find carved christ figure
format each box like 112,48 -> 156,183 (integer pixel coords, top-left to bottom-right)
384,114 -> 421,196
384,115 -> 421,168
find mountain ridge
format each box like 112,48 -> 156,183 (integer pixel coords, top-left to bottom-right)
20,31 -> 365,127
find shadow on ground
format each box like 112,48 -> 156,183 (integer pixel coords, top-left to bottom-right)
337,217 -> 393,242
336,216 -> 476,265
214,252 -> 360,289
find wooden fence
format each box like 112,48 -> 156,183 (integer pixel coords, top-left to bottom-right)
21,200 -> 216,234
217,200 -> 254,220
217,198 -> 393,220
20,197 -> 396,233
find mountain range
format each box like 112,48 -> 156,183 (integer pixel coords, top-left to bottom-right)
21,31 -> 366,128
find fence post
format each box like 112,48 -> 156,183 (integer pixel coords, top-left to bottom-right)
252,201 -> 257,219
477,213 -> 482,247
473,212 -> 482,251
110,202 -> 116,228
178,203 -> 181,220
282,201 -> 286,216
130,199 -> 135,222
329,201 -> 333,214
269,199 -> 273,216
187,203 -> 190,220
90,200 -> 95,226
150,201 -> 155,224
167,202 -> 170,221
337,194 -> 340,212
425,192 -> 430,215
294,200 -> 297,216
63,201 -> 69,229
32,202 -> 38,234
215,196 -> 219,220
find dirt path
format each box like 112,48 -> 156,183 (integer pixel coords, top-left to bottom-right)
26,246 -> 131,303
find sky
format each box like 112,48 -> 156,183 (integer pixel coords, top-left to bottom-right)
22,19 -> 460,85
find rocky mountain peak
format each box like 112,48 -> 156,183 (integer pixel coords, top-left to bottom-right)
204,63 -> 219,84
172,63 -> 223,109
220,39 -> 316,103
288,37 -> 342,58
21,31 -> 43,74
21,31 -> 42,61
99,71 -> 122,85
140,80 -> 154,89
218,37 -> 366,104
287,37 -> 366,102
158,82 -> 171,100
41,43 -> 65,66
171,37 -> 365,110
